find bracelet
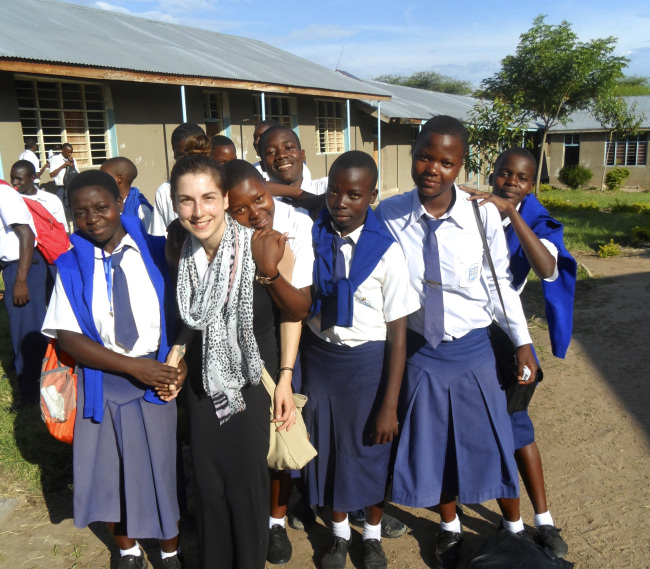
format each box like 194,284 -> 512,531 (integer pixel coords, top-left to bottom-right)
255,270 -> 281,286
276,367 -> 294,379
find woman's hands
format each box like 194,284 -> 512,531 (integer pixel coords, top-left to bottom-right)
156,344 -> 189,401
372,403 -> 399,445
251,229 -> 288,278
515,343 -> 538,385
272,369 -> 297,432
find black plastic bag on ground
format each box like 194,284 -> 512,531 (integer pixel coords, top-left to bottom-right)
468,531 -> 574,569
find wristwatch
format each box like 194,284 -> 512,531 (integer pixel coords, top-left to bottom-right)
255,270 -> 281,286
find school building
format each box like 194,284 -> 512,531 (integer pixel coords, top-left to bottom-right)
546,96 -> 650,188
0,0 -> 396,199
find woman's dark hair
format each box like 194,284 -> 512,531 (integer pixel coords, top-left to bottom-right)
170,155 -> 226,198
416,115 -> 469,154
223,159 -> 266,193
329,151 -> 378,189
67,169 -> 120,201
170,123 -> 205,150
183,133 -> 212,156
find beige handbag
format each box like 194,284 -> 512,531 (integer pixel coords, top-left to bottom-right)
260,367 -> 317,470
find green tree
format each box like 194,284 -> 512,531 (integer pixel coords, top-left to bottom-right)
593,96 -> 644,190
615,75 -> 650,96
465,92 -> 532,184
374,70 -> 473,96
482,15 -> 629,193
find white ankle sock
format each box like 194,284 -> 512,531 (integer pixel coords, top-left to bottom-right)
120,544 -> 141,557
270,515 -> 285,529
534,511 -> 554,528
440,515 -> 461,533
332,515 -> 351,540
502,517 -> 525,533
362,521 -> 382,541
161,549 -> 178,560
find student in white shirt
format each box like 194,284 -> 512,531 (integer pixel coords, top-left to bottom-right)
100,157 -> 154,233
0,179 -> 44,407
256,126 -> 328,215
150,123 -> 205,236
49,143 -> 78,206
302,151 -> 419,569
11,160 -> 67,229
375,116 -> 538,569
18,137 -> 48,183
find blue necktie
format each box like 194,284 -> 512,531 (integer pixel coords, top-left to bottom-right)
321,234 -> 348,331
423,217 -> 445,348
111,247 -> 139,351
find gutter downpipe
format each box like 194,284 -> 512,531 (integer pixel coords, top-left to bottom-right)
181,86 -> 187,122
261,92 -> 266,120
377,101 -> 382,200
346,99 -> 351,150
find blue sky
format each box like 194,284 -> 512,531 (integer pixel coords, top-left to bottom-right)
62,0 -> 650,87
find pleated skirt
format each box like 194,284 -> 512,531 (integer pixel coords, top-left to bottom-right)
301,329 -> 391,512
73,356 -> 179,540
391,328 -> 519,508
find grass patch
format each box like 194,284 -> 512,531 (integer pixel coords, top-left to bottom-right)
541,188 -> 650,209
0,277 -> 72,495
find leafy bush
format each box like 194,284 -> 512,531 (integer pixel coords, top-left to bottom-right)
558,164 -> 594,189
538,183 -> 554,193
605,167 -> 631,191
632,220 -> 650,242
609,199 -> 650,215
539,195 -> 599,212
598,239 -> 621,258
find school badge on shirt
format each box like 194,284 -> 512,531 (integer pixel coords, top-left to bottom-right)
460,262 -> 480,288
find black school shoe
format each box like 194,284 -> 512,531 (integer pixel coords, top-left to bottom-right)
321,536 -> 352,569
349,511 -> 408,539
497,520 -> 535,544
363,539 -> 388,569
287,498 -> 317,531
536,525 -> 569,558
433,529 -> 463,569
117,550 -> 148,569
160,554 -> 182,569
267,524 -> 293,565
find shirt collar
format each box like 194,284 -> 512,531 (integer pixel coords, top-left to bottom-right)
93,232 -> 140,260
330,220 -> 363,244
406,184 -> 469,229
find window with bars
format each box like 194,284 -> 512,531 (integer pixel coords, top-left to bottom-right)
204,92 -> 225,137
605,133 -> 648,166
16,77 -> 109,167
315,99 -> 344,154
563,133 -> 580,166
253,95 -> 294,128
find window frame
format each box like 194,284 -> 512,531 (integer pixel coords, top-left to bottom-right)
252,95 -> 295,130
315,99 -> 345,155
605,132 -> 648,167
15,75 -> 110,168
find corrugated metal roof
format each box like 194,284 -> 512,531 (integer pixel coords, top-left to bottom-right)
356,79 -> 478,122
0,0 -> 390,99
548,96 -> 650,132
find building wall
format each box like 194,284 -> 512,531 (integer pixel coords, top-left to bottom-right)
0,72 -> 29,181
548,132 -> 650,188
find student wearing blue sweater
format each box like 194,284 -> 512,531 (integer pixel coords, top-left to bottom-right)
466,147 -> 577,558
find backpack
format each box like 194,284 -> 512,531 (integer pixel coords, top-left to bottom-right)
22,197 -> 70,264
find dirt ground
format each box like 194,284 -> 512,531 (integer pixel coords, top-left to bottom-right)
1,251 -> 649,569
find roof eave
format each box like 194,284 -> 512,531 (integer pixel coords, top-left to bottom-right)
1,59 -> 391,102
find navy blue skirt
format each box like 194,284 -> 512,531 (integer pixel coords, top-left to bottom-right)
301,329 -> 391,512
73,355 -> 179,540
510,409 -> 535,449
391,328 -> 519,508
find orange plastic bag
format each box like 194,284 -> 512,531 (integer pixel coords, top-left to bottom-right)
40,340 -> 77,445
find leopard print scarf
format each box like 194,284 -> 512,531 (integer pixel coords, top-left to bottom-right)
176,216 -> 261,423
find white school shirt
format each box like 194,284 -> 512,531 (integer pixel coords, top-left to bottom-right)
24,190 -> 68,231
18,149 -> 41,183
150,181 -> 176,236
0,184 -> 37,263
272,200 -> 314,289
375,185 -> 533,348
49,153 -> 79,186
42,234 -> 162,357
502,210 -> 559,294
308,222 -> 420,347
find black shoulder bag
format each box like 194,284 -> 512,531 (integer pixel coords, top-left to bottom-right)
471,200 -> 543,414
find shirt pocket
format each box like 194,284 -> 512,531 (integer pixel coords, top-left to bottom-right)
451,245 -> 483,290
